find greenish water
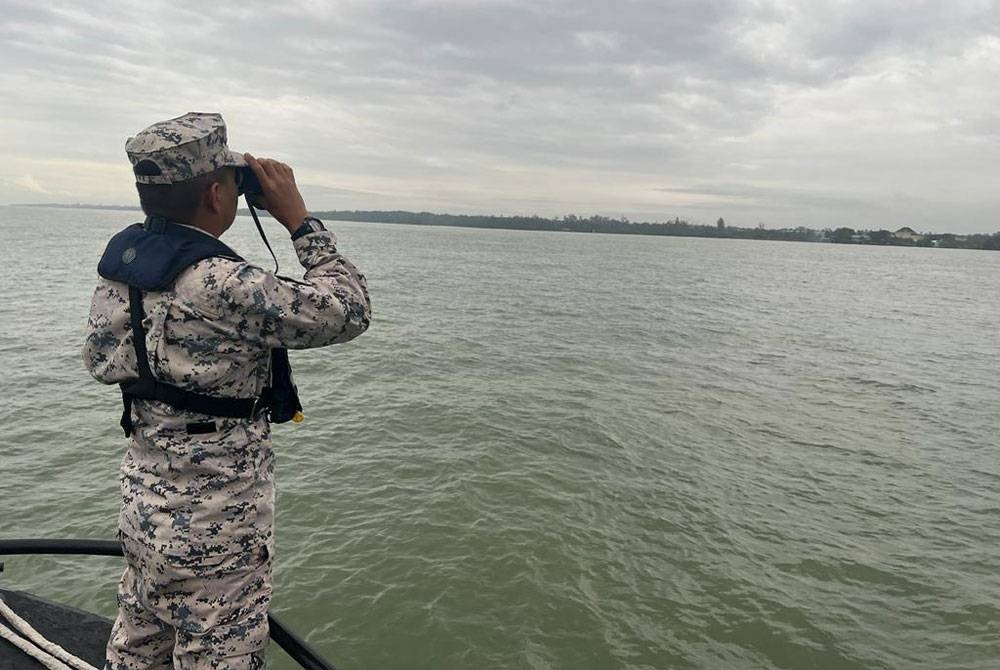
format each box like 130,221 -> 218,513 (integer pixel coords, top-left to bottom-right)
1,206 -> 998,669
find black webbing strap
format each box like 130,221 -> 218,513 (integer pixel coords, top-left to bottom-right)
248,203 -> 279,274
118,286 -> 264,436
128,285 -> 155,380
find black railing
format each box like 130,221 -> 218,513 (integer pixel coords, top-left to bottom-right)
0,539 -> 338,670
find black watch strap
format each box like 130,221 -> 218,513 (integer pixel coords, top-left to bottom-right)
291,216 -> 325,241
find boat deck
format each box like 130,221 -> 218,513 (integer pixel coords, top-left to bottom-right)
0,588 -> 111,669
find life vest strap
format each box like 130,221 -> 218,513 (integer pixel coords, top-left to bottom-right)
118,285 -> 267,436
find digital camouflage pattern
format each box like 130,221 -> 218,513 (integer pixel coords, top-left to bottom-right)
126,113 -> 248,184
84,227 -> 370,561
106,532 -> 271,669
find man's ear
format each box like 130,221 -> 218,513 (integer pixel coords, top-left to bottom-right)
204,181 -> 224,215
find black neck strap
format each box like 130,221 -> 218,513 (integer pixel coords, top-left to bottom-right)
247,199 -> 280,275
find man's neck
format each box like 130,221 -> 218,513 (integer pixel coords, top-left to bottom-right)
176,222 -> 219,238
186,215 -> 226,238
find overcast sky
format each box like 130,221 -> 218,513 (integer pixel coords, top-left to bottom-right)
2,0 -> 1000,231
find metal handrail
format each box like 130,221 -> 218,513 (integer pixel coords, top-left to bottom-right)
0,539 -> 338,670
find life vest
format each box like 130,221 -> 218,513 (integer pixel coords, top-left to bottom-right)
98,215 -> 302,436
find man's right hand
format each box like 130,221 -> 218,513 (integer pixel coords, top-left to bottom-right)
244,153 -> 310,234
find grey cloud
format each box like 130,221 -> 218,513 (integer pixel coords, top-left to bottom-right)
656,183 -> 882,210
2,0 -> 1000,231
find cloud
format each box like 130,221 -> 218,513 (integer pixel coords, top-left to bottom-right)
2,0 -> 1000,230
14,174 -> 47,194
573,31 -> 623,52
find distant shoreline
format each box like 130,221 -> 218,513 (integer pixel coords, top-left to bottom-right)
12,203 -> 143,211
8,202 -> 1000,250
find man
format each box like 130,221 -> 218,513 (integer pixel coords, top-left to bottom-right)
83,112 -> 371,668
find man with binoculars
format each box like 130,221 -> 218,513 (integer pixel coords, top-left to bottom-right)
83,112 -> 371,668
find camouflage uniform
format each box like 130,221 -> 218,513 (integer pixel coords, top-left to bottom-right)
84,113 -> 371,668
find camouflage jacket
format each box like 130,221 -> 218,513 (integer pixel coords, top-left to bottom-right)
83,226 -> 370,558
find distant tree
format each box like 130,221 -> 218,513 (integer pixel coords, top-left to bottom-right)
937,233 -> 959,248
830,227 -> 855,243
869,229 -> 893,245
982,232 -> 1000,250
717,217 -> 725,229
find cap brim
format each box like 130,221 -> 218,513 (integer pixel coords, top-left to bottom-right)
225,150 -> 248,168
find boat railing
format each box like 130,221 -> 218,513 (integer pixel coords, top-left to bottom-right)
0,538 -> 338,670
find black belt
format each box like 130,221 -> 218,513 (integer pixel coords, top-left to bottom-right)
118,380 -> 270,436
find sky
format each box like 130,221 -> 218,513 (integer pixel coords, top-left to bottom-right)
2,0 -> 1000,232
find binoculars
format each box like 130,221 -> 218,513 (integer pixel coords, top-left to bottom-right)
236,165 -> 263,197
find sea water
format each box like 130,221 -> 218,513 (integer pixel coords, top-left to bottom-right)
1,206 -> 998,669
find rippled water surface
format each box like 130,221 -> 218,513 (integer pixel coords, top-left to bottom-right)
1,206 -> 998,669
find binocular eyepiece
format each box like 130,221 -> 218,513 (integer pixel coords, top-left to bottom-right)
236,166 -> 263,197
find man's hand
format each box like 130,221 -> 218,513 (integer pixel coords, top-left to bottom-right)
244,153 -> 310,234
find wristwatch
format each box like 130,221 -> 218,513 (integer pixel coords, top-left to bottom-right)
291,216 -> 326,241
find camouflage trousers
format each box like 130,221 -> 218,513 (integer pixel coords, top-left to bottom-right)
105,533 -> 273,670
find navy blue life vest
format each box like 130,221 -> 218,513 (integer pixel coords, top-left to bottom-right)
98,216 -> 302,435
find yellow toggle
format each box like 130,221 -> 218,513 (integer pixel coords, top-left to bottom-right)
292,411 -> 305,423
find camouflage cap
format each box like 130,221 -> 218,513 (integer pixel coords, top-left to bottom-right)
125,112 -> 247,184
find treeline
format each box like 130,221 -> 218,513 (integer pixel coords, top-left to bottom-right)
16,203 -> 1000,249
828,227 -> 1000,250
937,233 -> 1000,250
310,210 -> 824,242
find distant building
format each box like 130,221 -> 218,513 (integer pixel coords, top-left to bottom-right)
893,227 -> 924,242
